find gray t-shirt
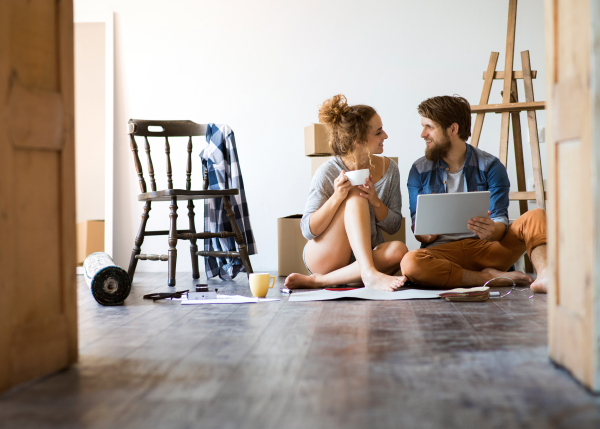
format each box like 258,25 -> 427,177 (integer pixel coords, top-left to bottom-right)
422,168 -> 476,248
300,156 -> 402,248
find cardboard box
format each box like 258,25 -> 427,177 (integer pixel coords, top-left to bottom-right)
311,156 -> 332,177
304,123 -> 332,156
382,217 -> 406,243
77,220 -> 105,264
278,215 -> 309,276
311,156 -> 399,178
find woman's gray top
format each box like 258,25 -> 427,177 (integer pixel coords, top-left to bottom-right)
300,156 -> 402,248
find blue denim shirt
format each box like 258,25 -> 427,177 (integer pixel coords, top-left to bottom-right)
407,143 -> 510,242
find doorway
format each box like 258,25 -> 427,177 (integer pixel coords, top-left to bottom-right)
74,13 -> 114,269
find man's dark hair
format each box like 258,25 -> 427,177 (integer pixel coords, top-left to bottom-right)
417,95 -> 472,141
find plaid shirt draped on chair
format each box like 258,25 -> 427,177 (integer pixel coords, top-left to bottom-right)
199,124 -> 257,280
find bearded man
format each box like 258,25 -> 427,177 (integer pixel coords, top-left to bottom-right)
401,95 -> 548,293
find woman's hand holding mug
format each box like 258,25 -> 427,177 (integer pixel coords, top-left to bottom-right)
333,170 -> 352,202
358,176 -> 381,208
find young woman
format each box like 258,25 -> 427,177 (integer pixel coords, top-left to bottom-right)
285,95 -> 408,291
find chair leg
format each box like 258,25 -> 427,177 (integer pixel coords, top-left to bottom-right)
168,197 -> 178,287
128,201 -> 151,281
222,195 -> 253,276
187,200 -> 200,280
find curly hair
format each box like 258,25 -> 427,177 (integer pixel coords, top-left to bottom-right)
318,94 -> 377,166
417,95 -> 472,141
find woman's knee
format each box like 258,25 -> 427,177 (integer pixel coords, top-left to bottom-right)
385,241 -> 408,264
345,187 -> 368,205
347,186 -> 362,197
373,241 -> 408,272
334,188 -> 366,215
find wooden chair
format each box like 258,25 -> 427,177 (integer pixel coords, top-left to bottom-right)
127,119 -> 253,287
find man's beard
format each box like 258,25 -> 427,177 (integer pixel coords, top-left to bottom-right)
424,134 -> 452,161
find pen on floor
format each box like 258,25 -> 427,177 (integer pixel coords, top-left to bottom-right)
280,288 -> 292,294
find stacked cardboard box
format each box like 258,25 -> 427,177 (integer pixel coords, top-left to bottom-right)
277,124 -> 405,277
278,215 -> 309,276
304,124 -> 333,156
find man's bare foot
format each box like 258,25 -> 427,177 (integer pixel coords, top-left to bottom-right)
362,270 -> 403,292
284,273 -> 325,289
530,270 -> 548,293
481,268 -> 533,286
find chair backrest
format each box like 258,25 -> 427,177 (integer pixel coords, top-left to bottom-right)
127,119 -> 208,193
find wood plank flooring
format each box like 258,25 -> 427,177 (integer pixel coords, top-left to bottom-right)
1,272 -> 600,429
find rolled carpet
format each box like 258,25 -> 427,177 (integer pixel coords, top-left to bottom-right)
83,252 -> 132,306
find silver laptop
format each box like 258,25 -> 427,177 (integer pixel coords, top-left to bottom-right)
413,191 -> 491,235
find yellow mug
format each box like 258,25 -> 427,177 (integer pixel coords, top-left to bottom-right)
249,273 -> 276,298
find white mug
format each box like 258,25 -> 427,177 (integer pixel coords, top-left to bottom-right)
344,169 -> 369,186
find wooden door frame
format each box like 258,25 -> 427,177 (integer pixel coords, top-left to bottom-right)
591,0 -> 600,390
545,0 -> 600,391
73,10 -> 114,258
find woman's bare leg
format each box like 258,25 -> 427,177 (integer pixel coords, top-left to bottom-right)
299,188 -> 404,291
302,194 -> 354,276
286,241 -> 408,289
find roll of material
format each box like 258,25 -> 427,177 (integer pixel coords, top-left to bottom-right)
84,252 -> 132,306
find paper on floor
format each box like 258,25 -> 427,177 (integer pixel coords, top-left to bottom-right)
288,287 -> 450,302
181,294 -> 280,305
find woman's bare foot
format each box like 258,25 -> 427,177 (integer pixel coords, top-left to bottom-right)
530,269 -> 548,293
397,275 -> 409,287
284,273 -> 325,289
362,270 -> 403,292
481,268 -> 533,286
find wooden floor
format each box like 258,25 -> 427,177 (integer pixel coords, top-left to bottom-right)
1,272 -> 600,429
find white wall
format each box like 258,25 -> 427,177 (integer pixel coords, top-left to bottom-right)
75,0 -> 546,274
74,22 -> 105,224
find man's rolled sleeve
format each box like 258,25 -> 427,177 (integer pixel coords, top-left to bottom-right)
485,158 -> 510,228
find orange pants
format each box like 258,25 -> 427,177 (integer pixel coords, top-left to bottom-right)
400,208 -> 547,287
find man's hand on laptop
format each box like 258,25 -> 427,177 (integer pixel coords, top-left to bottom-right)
415,234 -> 438,244
468,211 -> 495,241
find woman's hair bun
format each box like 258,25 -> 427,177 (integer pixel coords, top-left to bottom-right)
318,94 -> 349,125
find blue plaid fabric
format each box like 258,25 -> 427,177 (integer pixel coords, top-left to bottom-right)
199,124 -> 257,280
